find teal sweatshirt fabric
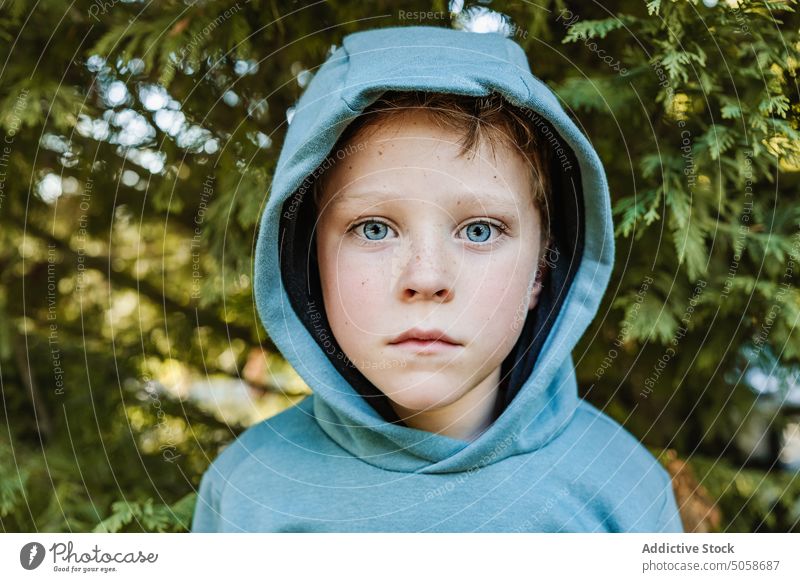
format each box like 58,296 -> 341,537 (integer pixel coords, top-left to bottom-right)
191,25 -> 684,533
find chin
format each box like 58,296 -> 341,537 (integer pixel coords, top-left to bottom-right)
380,377 -> 466,412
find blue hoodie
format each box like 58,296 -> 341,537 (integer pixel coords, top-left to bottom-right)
191,25 -> 684,533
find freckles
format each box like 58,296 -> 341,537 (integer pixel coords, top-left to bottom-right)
341,270 -> 376,299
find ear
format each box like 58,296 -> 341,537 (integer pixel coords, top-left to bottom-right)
528,253 -> 550,311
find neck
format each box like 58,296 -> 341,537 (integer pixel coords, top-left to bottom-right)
390,367 -> 502,442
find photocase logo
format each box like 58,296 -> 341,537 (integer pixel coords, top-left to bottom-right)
20,542 -> 46,570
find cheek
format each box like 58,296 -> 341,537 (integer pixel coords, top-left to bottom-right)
462,253 -> 535,335
467,251 -> 532,303
319,246 -> 390,328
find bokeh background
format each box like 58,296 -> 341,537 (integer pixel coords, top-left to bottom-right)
1,0 -> 799,532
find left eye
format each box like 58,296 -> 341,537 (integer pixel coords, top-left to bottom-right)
462,221 -> 496,243
360,221 -> 389,240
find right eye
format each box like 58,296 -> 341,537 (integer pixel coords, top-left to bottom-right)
351,219 -> 395,242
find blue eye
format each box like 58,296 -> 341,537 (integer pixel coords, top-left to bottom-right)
350,219 -> 506,246
360,220 -> 389,240
464,221 -> 494,243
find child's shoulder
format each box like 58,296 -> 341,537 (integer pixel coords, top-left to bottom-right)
567,398 -> 672,485
191,397 -> 321,532
206,396 -> 317,476
559,399 -> 680,531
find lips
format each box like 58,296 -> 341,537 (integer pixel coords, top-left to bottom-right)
388,327 -> 461,346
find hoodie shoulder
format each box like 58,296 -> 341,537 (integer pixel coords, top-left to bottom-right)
572,399 -> 667,472
190,397 -> 315,532
564,399 -> 682,532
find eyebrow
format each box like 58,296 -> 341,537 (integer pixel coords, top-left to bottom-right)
327,190 -> 524,214
327,191 -> 384,210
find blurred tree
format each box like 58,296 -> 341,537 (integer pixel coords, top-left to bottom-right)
0,0 -> 798,532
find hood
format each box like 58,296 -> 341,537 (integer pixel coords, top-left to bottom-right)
253,25 -> 614,474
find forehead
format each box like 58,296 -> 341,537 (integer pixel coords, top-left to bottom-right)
321,109 -> 533,210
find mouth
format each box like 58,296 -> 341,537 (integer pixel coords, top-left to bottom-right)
388,328 -> 462,354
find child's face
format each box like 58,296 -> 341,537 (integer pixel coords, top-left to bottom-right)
315,109 -> 544,418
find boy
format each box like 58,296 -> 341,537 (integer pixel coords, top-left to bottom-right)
191,25 -> 684,532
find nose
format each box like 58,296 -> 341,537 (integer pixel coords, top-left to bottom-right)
394,234 -> 454,303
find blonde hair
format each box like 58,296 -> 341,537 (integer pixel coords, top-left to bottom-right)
312,90 -> 553,243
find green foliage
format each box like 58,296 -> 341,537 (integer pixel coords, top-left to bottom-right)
562,15 -> 637,42
690,455 -> 800,532
94,494 -> 196,533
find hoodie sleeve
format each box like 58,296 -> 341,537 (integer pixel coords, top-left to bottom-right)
656,477 -> 684,533
191,469 -> 223,532
190,421 -> 270,532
